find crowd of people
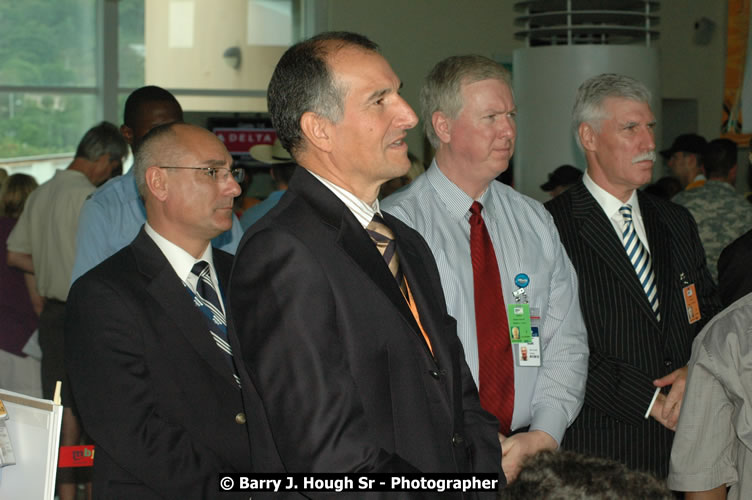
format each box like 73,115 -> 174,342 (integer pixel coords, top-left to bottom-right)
2,30 -> 751,499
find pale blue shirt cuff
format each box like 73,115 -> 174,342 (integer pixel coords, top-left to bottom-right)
529,406 -> 569,446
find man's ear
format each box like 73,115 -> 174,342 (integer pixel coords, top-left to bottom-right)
120,124 -> 134,148
145,166 -> 168,202
579,122 -> 597,152
432,111 -> 451,145
300,111 -> 333,153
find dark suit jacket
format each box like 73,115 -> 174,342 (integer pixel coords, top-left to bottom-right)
228,168 -> 502,498
65,228 -> 283,499
718,228 -> 752,307
545,181 -> 721,477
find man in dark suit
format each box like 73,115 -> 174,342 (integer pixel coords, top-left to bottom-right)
718,228 -> 752,307
66,122 -> 281,499
228,32 -> 503,495
545,73 -> 722,477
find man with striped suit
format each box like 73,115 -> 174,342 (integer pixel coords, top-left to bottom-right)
383,55 -> 589,483
545,73 -> 722,477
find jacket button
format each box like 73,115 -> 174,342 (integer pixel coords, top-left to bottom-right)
452,433 -> 464,446
235,413 -> 247,424
664,359 -> 673,368
429,370 -> 440,379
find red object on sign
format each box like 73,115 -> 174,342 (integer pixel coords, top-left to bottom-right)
213,128 -> 277,154
58,445 -> 95,468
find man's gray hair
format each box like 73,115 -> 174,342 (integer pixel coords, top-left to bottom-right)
74,121 -> 128,163
572,73 -> 652,150
420,55 -> 512,149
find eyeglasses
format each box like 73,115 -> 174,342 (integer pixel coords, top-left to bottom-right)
157,165 -> 245,183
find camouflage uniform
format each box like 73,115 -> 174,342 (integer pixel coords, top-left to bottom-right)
673,180 -> 752,281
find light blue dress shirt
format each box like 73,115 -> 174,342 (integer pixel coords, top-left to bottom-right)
239,190 -> 286,230
382,160 -> 588,443
71,169 -> 245,285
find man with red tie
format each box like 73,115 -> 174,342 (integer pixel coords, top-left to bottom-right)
383,55 -> 588,482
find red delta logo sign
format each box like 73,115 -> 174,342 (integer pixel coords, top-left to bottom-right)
214,128 -> 277,155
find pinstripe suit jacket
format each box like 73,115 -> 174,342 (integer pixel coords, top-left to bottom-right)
544,181 -> 722,477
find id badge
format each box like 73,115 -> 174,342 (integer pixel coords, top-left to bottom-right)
518,307 -> 541,366
683,284 -> 701,324
508,303 -> 532,343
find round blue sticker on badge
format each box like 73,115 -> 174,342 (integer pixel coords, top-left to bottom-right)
515,273 -> 530,288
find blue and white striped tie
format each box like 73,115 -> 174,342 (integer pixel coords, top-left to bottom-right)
190,261 -> 241,386
619,205 -> 660,321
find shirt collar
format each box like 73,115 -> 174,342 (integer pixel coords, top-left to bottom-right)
144,222 -> 214,283
427,158 -> 493,220
583,170 -> 640,220
307,169 -> 380,228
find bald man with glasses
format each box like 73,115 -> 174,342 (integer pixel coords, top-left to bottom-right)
65,122 -> 284,499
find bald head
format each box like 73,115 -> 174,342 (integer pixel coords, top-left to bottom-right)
134,122 -> 241,257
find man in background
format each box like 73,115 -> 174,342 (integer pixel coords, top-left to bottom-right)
545,73 -> 721,477
672,138 -> 752,281
383,55 -> 588,482
662,133 -> 708,191
540,164 -> 583,198
70,85 -> 244,285
239,138 -> 295,230
7,122 -> 127,500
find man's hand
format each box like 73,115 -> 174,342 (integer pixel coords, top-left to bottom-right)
498,430 -> 557,482
652,365 -> 688,431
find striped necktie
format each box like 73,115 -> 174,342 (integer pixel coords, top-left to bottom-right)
619,205 -> 660,320
190,261 -> 240,386
366,214 -> 433,354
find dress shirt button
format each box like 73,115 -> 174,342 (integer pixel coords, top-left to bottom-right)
235,412 -> 247,424
452,433 -> 464,446
664,359 -> 673,368
429,370 -> 440,379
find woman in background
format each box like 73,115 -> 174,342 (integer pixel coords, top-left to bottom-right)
0,173 -> 42,396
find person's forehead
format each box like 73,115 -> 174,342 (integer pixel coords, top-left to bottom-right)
173,127 -> 231,164
137,101 -> 182,129
602,96 -> 653,119
329,46 -> 396,89
460,78 -> 513,105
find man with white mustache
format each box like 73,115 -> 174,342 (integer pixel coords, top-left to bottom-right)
544,73 -> 722,478
383,55 -> 589,483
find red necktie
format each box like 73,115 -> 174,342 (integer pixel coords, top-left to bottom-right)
469,201 -> 514,434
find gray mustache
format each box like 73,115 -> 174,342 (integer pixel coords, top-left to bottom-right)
632,151 -> 656,163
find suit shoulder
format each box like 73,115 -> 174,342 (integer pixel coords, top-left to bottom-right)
543,187 -> 573,217
70,244 -> 138,299
639,191 -> 695,224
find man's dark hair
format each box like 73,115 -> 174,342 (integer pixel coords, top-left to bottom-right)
500,450 -> 672,500
703,138 -> 738,179
74,121 -> 129,163
123,85 -> 182,129
267,31 -> 379,157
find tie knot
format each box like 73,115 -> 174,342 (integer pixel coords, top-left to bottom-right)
191,260 -> 210,279
469,201 -> 483,217
619,204 -> 633,222
366,214 -> 395,242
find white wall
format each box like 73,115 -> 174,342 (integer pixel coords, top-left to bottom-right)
325,0 -> 728,172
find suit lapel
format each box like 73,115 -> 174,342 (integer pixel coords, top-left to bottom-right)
290,169 -> 424,340
570,183 -> 660,326
637,191 -> 675,335
132,229 -> 238,388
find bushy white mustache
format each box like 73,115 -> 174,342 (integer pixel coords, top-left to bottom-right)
632,151 -> 656,163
